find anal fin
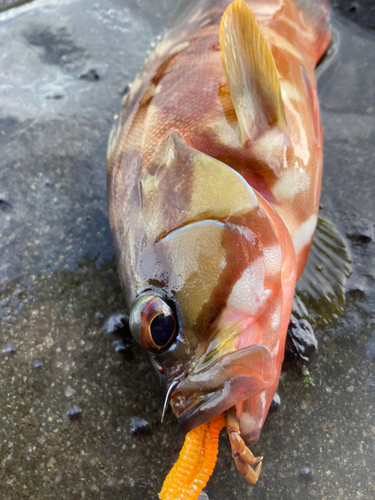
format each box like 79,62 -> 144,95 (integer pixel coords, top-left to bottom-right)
293,217 -> 352,325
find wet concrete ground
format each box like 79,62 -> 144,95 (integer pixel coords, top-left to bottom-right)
0,1 -> 374,499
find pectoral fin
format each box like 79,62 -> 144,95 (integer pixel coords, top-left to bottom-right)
139,134 -> 260,240
219,0 -> 288,143
293,217 -> 352,325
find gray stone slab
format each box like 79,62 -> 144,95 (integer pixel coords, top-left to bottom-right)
0,1 -> 374,499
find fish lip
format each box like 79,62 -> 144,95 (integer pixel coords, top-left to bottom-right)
173,379 -> 239,433
170,344 -> 277,433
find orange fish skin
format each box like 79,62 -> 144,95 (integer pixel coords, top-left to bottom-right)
107,0 -> 330,462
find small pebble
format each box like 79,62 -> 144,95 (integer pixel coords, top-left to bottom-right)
79,65 -> 107,81
286,316 -> 317,361
198,493 -> 209,500
130,416 -> 150,435
3,342 -> 16,354
0,197 -> 12,211
113,340 -> 126,353
299,467 -> 312,481
104,313 -> 129,335
348,1 -> 359,13
66,404 -> 82,419
121,84 -> 130,95
80,68 -> 100,81
347,219 -> 374,244
94,312 -> 104,325
32,359 -> 43,369
365,379 -> 375,387
269,392 -> 281,413
346,282 -> 367,298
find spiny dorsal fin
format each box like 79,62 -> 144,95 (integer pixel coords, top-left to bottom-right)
293,217 -> 352,326
219,0 -> 288,143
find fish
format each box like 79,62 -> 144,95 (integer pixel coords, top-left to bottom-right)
107,0 -> 350,487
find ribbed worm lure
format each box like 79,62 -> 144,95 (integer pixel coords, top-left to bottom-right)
159,414 -> 226,500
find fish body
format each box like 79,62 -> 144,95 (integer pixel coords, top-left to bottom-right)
108,0 -> 331,469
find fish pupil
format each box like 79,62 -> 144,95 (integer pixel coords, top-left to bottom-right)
150,314 -> 175,347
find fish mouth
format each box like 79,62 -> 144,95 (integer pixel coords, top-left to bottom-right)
170,344 -> 276,433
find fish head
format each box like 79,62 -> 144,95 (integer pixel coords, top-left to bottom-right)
110,135 -> 295,434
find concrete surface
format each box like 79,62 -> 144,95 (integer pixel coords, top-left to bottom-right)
0,1 -> 374,499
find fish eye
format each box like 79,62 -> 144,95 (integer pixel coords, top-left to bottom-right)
129,294 -> 177,352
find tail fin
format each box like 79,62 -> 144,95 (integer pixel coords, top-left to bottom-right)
294,0 -> 332,63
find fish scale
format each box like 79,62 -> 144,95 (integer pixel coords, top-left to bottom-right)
108,0 -> 349,494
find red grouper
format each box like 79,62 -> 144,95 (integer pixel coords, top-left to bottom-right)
107,0 -> 350,489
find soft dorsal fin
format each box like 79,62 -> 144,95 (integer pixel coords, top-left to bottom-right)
219,0 -> 288,143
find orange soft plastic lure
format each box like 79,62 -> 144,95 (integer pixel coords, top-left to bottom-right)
159,414 -> 226,500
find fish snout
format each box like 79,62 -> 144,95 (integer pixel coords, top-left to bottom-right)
170,344 -> 277,433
